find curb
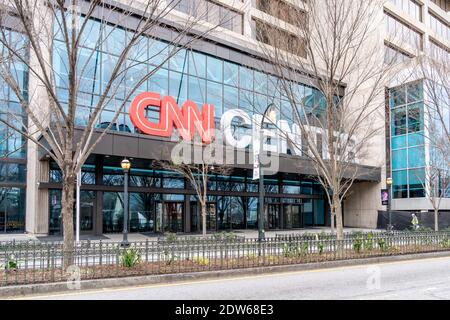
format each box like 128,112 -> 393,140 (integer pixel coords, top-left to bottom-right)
2,251 -> 450,298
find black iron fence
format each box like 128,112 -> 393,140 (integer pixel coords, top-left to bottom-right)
2,231 -> 450,287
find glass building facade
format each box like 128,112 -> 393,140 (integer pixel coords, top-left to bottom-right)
389,81 -> 426,199
44,16 -> 330,234
0,30 -> 28,233
47,159 -> 328,234
52,16 -> 326,135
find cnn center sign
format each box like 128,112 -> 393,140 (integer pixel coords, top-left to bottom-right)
129,92 -> 358,173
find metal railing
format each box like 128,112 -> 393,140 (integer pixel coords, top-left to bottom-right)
1,231 -> 450,287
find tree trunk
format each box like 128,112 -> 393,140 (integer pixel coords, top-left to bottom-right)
434,208 -> 439,232
330,213 -> 335,234
61,176 -> 75,269
333,193 -> 344,240
201,204 -> 207,238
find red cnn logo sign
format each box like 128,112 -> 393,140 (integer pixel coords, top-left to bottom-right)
129,92 -> 215,143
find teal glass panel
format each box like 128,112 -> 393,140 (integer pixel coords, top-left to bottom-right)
391,106 -> 407,136
390,86 -> 406,107
408,168 -> 425,198
407,132 -> 424,147
392,149 -> 407,169
392,170 -> 408,198
407,81 -> 423,103
391,135 -> 407,150
313,199 -> 325,225
408,146 -> 425,168
407,102 -> 424,133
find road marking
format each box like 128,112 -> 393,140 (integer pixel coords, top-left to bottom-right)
10,255 -> 450,300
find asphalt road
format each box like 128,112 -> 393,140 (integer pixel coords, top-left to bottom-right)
14,256 -> 450,300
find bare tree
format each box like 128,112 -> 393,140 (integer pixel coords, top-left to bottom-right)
254,0 -> 391,239
411,36 -> 450,231
418,44 -> 450,147
410,124 -> 449,231
157,141 -> 231,238
0,0 -> 231,266
423,153 -> 449,232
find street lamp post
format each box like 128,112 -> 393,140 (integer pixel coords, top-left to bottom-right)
386,177 -> 393,231
121,158 -> 131,247
258,104 -> 277,242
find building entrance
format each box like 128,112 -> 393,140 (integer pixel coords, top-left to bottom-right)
267,204 -> 281,229
191,201 -> 217,232
283,204 -> 303,229
163,202 -> 184,233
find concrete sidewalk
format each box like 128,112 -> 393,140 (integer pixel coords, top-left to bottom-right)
0,227 -> 379,243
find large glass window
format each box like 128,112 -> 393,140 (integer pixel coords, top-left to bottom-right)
51,15 -> 322,142
428,12 -> 449,42
48,189 -> 94,234
169,0 -> 243,34
389,0 -> 422,21
0,187 -> 26,233
0,30 -> 28,204
385,12 -> 423,50
390,81 -> 426,198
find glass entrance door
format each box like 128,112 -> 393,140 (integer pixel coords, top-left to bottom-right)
0,200 -> 5,232
267,204 -> 280,230
283,204 -> 302,229
164,202 -> 184,232
204,203 -> 216,231
190,202 -> 216,232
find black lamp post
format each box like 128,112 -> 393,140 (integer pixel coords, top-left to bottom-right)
386,177 -> 393,231
258,104 -> 277,242
121,158 -> 131,247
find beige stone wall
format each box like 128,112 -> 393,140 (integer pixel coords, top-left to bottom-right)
344,182 -> 382,229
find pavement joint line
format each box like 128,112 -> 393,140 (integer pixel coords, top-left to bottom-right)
7,254 -> 450,300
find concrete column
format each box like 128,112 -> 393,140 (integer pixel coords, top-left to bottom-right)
25,146 -> 40,234
25,4 -> 53,235
243,0 -> 253,38
35,160 -> 49,234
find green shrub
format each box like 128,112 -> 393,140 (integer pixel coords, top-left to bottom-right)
377,238 -> 388,251
317,242 -> 324,255
363,233 -> 374,251
282,242 -> 309,258
165,232 -> 177,243
353,238 -> 363,253
440,238 -> 450,248
3,255 -> 18,270
119,248 -> 141,268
